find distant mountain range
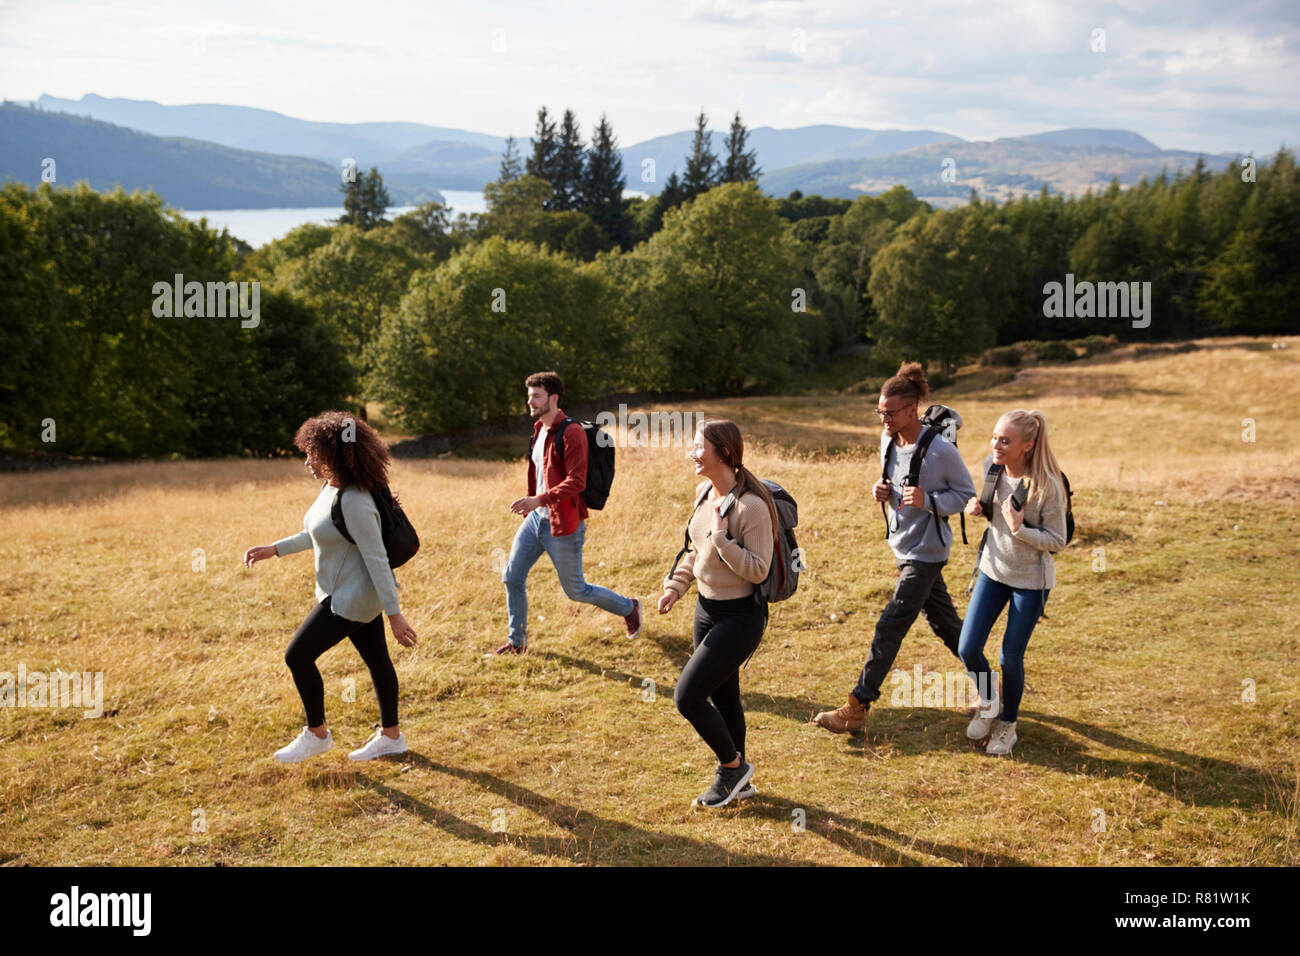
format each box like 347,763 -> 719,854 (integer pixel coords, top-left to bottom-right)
3,93 -> 1241,210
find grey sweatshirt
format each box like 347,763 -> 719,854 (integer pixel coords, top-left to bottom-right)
976,454 -> 1067,590
273,483 -> 401,622
879,428 -> 977,563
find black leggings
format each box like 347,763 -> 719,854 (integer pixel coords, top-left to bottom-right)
674,594 -> 766,764
284,597 -> 399,728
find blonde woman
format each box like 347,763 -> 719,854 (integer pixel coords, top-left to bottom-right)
960,409 -> 1068,756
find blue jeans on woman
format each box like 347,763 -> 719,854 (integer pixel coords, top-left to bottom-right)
958,571 -> 1049,723
502,507 -> 634,648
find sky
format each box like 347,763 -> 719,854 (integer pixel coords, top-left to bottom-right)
2,0 -> 1297,155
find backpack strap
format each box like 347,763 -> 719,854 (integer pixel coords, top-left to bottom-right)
666,485 -> 713,583
879,435 -> 893,538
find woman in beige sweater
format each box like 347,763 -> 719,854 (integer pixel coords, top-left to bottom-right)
659,419 -> 777,808
960,409 -> 1068,756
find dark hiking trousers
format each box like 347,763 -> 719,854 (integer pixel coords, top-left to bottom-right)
852,559 -> 964,707
285,596 -> 399,728
675,594 -> 766,764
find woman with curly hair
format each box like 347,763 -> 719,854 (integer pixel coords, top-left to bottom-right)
243,411 -> 418,762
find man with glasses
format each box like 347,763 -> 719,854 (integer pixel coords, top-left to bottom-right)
814,363 -> 976,734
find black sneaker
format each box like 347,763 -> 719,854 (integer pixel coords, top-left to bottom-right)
692,761 -> 755,808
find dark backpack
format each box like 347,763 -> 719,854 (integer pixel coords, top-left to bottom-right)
879,403 -> 967,546
330,484 -> 420,569
667,479 -> 802,604
536,418 -> 616,510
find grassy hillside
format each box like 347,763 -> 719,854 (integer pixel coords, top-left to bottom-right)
1,337 -> 1296,865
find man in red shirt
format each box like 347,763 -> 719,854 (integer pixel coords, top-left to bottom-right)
494,371 -> 642,654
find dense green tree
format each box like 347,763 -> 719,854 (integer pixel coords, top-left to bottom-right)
582,114 -> 632,249
682,111 -> 719,201
338,167 -> 391,231
367,237 -> 623,432
721,111 -> 761,183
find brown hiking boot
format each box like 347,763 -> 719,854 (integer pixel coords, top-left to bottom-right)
813,694 -> 867,734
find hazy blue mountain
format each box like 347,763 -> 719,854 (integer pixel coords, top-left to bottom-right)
1014,128 -> 1161,153
760,134 -> 1237,206
0,104 -> 442,209
383,140 -> 501,190
619,125 -> 963,192
33,93 -> 507,167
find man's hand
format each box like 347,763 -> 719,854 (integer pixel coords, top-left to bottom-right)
964,496 -> 982,517
510,496 -> 542,515
873,480 -> 891,503
901,483 -> 925,509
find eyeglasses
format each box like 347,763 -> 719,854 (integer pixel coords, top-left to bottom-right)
874,402 -> 915,421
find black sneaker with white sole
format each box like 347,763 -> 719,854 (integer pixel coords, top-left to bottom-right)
692,761 -> 755,808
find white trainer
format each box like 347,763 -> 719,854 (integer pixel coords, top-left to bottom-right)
274,727 -> 333,762
985,719 -> 1018,756
349,729 -> 408,761
966,694 -> 1000,739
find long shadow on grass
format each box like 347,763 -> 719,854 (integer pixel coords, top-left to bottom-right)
540,648 -> 819,724
353,752 -> 819,865
830,707 -> 1284,812
743,792 -> 1028,866
1020,711 -> 1286,812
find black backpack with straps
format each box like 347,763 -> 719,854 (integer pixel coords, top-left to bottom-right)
879,404 -> 968,546
329,483 -> 420,569
534,417 -> 616,510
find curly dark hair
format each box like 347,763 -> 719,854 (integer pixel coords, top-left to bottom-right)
293,411 -> 391,492
525,371 -> 564,403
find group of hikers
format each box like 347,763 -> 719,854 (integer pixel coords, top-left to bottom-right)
243,364 -> 1070,809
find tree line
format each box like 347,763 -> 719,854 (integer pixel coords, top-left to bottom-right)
2,113 -> 1294,456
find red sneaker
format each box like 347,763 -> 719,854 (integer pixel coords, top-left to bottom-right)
624,597 -> 642,640
490,641 -> 527,655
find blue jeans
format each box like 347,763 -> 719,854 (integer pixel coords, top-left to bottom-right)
502,508 -> 635,647
957,572 -> 1049,723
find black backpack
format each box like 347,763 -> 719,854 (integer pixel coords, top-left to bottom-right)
330,484 -> 420,569
879,404 -> 968,546
538,418 -> 616,510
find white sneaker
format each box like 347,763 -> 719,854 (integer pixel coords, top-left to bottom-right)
966,694 -> 1000,739
985,719 -> 1018,756
349,729 -> 408,761
274,727 -> 333,762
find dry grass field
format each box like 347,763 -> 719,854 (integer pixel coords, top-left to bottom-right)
2,336 -> 1297,866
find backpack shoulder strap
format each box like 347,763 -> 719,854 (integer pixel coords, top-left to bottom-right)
978,461 -> 1003,518
551,417 -> 575,463
907,426 -> 939,487
330,484 -> 355,544
667,484 -> 713,580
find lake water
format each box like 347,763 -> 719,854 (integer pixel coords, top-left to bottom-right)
180,189 -> 489,247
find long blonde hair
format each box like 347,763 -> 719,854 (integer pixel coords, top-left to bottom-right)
1000,409 -> 1064,504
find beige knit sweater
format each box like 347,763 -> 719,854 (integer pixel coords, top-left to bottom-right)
977,455 -> 1068,590
664,480 -> 775,600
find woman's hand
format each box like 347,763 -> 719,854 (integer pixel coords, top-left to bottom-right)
243,545 -> 277,567
657,589 -> 679,614
1001,494 -> 1024,533
965,497 -> 982,517
709,498 -> 729,536
388,613 -> 418,647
